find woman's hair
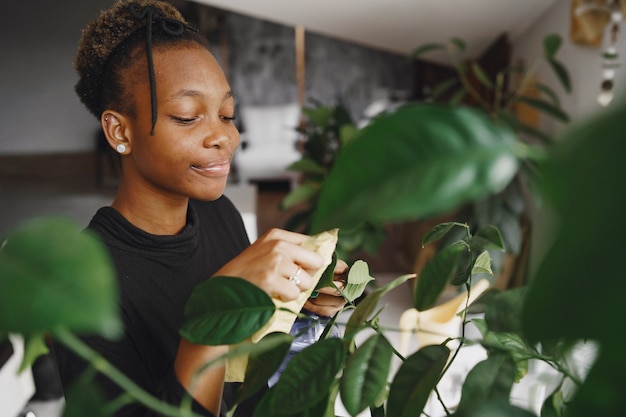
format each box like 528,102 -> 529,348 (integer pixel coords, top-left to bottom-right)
75,0 -> 209,127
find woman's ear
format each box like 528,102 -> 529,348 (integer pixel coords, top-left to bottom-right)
101,111 -> 132,155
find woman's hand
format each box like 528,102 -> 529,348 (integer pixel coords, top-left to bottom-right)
304,259 -> 349,317
214,228 -> 324,301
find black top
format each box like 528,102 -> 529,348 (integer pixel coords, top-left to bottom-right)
54,197 -> 250,416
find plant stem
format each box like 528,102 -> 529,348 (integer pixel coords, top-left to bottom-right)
55,327 -> 204,417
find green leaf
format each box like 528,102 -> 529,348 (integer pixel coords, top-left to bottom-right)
449,88 -> 468,105
342,260 -> 375,303
303,105 -> 334,128
543,34 -> 562,59
345,274 -> 414,339
471,61 -> 494,90
547,59 -> 571,93
340,333 -> 393,416
268,338 -> 345,415
471,251 -> 493,275
387,345 -> 450,417
523,98 -> 626,344
253,386 -> 331,417
486,286 -> 527,335
310,104 -> 520,233
517,96 -> 570,123
410,43 -> 445,59
0,217 -> 120,338
422,222 -> 468,247
431,78 -> 459,101
180,276 -> 275,345
314,251 -> 338,291
470,225 -> 505,252
19,332 -> 49,373
534,82 -> 561,107
280,181 -> 319,210
339,123 -> 359,145
415,243 -> 467,311
287,157 -> 325,175
449,37 -> 467,52
565,347 -> 626,417
63,373 -> 109,417
541,388 -> 565,417
456,353 -> 516,412
455,400 -> 537,417
481,331 -> 529,381
235,332 -> 293,405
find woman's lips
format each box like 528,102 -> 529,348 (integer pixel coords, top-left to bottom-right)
191,159 -> 231,176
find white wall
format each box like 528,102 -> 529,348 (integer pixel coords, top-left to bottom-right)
511,0 -> 626,135
0,1 -> 112,155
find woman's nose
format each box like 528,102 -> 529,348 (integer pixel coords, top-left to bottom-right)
203,124 -> 239,150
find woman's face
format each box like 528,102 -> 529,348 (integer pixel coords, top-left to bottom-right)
122,43 -> 240,202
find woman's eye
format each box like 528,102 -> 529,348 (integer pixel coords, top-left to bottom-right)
221,115 -> 236,123
170,116 -> 197,125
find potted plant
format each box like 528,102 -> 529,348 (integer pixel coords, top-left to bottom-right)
2,34 -> 623,417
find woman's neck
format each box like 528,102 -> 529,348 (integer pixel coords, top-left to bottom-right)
111,183 -> 190,236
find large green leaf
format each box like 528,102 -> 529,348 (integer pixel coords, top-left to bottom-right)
456,353 -> 516,413
268,338 -> 345,415
180,276 -> 275,345
0,217 -> 120,338
523,98 -> 626,343
310,104 -> 520,233
485,286 -> 526,335
522,100 -> 626,417
387,344 -> 450,417
565,346 -> 626,417
340,333 -> 393,416
414,242 -> 467,311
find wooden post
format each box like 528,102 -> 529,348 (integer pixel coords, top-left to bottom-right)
295,25 -> 306,107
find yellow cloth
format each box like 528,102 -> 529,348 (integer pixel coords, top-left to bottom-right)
224,228 -> 338,382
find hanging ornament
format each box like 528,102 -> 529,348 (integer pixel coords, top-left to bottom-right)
598,0 -> 622,106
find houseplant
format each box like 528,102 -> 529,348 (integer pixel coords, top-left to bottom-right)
407,34 -> 572,287
278,102 -> 387,262
1,37 -> 623,417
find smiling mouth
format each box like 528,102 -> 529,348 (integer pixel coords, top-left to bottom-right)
191,159 -> 231,175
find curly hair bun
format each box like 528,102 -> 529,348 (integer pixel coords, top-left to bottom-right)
75,0 -> 189,118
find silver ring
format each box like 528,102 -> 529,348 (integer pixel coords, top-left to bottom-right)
288,266 -> 302,285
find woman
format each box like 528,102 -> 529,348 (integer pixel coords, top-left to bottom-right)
53,1 -> 347,416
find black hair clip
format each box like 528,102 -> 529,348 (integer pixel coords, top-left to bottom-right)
128,2 -> 199,135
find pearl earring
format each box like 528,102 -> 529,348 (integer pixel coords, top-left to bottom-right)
116,144 -> 126,154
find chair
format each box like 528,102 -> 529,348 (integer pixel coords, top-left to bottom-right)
234,103 -> 302,189
398,278 -> 490,356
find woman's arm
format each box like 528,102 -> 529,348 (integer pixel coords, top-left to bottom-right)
174,339 -> 228,416
174,228 -> 325,414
